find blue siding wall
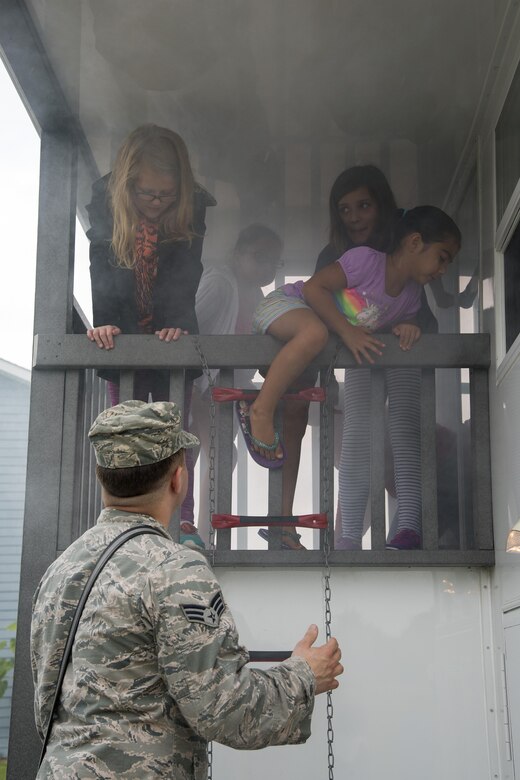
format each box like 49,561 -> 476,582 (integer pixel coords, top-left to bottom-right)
0,365 -> 30,757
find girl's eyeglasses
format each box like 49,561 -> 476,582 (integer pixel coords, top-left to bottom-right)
134,189 -> 177,204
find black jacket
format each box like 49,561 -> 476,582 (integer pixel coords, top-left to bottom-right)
87,174 -> 216,334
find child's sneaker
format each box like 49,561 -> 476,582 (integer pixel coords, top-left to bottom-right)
335,537 -> 362,551
386,529 -> 421,550
180,521 -> 206,550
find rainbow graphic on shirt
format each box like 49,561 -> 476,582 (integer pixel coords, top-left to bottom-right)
334,287 -> 383,331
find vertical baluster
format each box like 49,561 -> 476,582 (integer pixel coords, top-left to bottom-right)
470,367 -> 493,549
320,367 -> 335,550
420,368 -> 438,549
168,370 -> 185,542
119,370 -> 134,402
216,369 -> 233,550
370,369 -> 386,550
268,404 -> 284,550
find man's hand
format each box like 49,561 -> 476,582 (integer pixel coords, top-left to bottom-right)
292,624 -> 343,695
392,322 -> 421,351
87,325 -> 121,349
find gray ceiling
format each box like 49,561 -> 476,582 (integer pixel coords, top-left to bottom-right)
20,0 -> 503,267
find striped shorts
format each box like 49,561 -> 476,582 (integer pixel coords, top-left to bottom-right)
252,289 -> 310,334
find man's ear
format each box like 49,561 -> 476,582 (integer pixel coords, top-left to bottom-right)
170,464 -> 185,496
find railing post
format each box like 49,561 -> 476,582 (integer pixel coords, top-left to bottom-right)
421,369 -> 439,550
8,129 -> 78,780
470,367 -> 493,549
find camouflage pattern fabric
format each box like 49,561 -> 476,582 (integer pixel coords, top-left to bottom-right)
31,509 -> 315,779
88,400 -> 199,468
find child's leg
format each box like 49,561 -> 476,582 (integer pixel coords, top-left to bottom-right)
386,368 -> 422,541
107,381 -> 120,407
338,369 -> 371,546
250,309 -> 329,460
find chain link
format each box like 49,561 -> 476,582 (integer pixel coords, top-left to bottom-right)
321,339 -> 340,780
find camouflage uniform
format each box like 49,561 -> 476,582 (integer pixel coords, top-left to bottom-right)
31,402 -> 315,779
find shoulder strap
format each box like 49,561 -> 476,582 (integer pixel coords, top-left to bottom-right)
39,525 -> 167,767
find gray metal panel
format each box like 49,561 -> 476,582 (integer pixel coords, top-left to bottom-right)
470,368 -> 494,549
420,369 -> 439,550
370,370 -> 386,550
33,334 -> 492,370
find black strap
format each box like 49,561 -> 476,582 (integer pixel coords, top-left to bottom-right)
39,525 -> 167,767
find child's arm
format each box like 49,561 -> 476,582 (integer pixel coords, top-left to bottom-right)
303,264 -> 385,365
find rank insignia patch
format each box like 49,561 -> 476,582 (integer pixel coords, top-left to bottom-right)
181,591 -> 225,628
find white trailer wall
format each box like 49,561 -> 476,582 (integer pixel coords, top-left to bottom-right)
214,567 -> 494,780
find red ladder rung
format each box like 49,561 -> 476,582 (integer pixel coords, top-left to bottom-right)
212,386 -> 326,403
211,513 -> 328,530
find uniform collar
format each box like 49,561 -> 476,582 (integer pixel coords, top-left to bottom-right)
97,507 -> 170,537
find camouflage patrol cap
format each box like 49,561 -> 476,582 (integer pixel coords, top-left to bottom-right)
88,400 -> 199,468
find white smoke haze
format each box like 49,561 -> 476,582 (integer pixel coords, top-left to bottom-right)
0,0 -> 497,365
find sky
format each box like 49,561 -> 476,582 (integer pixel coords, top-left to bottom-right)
0,63 -> 40,370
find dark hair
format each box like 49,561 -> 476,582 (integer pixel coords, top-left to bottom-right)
234,223 -> 282,254
96,450 -> 184,498
329,165 -> 397,254
393,206 -> 461,250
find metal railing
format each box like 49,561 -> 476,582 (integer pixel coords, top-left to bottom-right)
32,331 -> 494,567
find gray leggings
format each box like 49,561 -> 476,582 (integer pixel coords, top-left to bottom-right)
338,368 -> 422,543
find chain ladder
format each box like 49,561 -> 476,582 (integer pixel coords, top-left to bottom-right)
193,337 -> 217,780
321,339 -> 340,780
195,335 -> 339,779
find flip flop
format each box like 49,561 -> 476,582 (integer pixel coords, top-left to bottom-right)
235,400 -> 286,469
180,521 -> 206,550
258,528 -> 306,550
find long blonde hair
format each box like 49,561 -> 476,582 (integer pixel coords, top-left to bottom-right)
108,124 -> 196,268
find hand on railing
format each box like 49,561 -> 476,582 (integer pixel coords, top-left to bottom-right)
391,322 -> 421,351
87,325 -> 121,349
155,327 -> 188,342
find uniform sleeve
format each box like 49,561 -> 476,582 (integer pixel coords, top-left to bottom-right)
143,550 -> 315,748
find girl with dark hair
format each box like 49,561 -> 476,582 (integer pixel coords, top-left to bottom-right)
241,206 -> 461,550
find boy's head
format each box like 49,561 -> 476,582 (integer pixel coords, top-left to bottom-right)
88,400 -> 199,499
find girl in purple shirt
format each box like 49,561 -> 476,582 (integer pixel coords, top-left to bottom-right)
240,206 -> 461,548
